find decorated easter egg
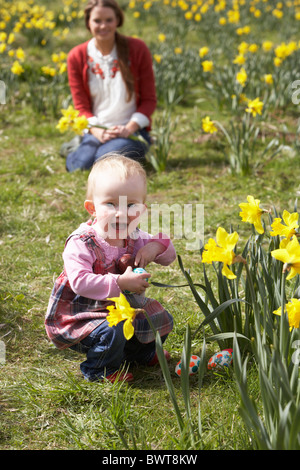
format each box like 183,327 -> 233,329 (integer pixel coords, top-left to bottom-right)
207,349 -> 233,371
175,355 -> 201,377
133,267 -> 148,278
124,268 -> 149,294
117,254 -> 135,273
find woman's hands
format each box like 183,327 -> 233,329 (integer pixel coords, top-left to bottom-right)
89,126 -> 117,143
89,121 -> 139,143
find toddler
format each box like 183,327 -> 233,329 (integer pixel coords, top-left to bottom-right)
45,154 -> 176,382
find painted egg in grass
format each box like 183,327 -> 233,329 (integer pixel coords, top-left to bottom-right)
175,355 -> 201,377
207,349 -> 233,371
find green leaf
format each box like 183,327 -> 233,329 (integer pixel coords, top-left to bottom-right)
206,331 -> 250,342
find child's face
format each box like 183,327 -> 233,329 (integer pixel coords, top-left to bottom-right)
85,171 -> 146,241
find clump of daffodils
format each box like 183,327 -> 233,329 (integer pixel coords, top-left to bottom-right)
56,105 -> 89,135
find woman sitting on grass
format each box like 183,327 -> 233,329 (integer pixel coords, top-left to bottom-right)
64,0 -> 156,172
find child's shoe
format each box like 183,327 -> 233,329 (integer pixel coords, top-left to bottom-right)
105,371 -> 134,383
147,350 -> 170,366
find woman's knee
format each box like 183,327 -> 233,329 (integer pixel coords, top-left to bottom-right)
66,134 -> 101,171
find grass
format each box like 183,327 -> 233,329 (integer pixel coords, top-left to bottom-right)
1,0 -> 300,451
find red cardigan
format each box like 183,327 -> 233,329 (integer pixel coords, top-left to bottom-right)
67,36 -> 157,129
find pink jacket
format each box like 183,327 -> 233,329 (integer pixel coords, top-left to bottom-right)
67,36 -> 157,128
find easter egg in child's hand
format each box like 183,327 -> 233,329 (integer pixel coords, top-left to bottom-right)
175,355 -> 201,377
207,349 -> 233,371
117,254 -> 135,273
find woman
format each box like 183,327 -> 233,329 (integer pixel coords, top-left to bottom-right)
65,0 -> 157,172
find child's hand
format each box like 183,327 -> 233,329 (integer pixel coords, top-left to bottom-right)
134,242 -> 165,268
117,267 -> 151,294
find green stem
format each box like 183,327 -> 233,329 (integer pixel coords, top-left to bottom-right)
279,270 -> 288,361
245,262 -> 260,330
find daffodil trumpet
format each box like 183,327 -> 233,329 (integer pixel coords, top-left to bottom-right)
271,235 -> 300,280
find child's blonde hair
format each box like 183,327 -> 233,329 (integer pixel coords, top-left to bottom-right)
86,153 -> 147,201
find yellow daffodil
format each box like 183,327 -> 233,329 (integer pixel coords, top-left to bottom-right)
41,65 -> 56,76
236,67 -> 247,87
0,32 -> 7,42
107,293 -> 136,340
11,61 -> 24,75
7,33 -> 15,44
56,105 -> 90,135
153,54 -> 162,63
58,63 -> 67,74
72,115 -> 89,134
143,1 -> 152,10
199,46 -> 209,58
245,97 -> 264,117
174,47 -> 182,54
202,227 -> 240,279
202,116 -> 217,134
270,210 -> 299,240
233,54 -> 246,65
271,236 -> 300,280
273,298 -> 300,330
62,105 -> 80,121
239,195 -> 265,234
264,74 -> 273,85
51,53 -> 60,63
275,42 -> 289,59
272,8 -> 283,19
202,238 -> 223,265
15,47 -> 25,61
274,57 -> 282,67
56,116 -> 70,133
158,33 -> 166,42
248,43 -> 259,53
202,60 -> 214,72
227,9 -> 240,24
262,40 -> 273,52
236,27 -> 244,36
238,43 -> 250,56
57,106 -> 83,133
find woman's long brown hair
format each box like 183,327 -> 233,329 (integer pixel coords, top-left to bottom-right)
84,0 -> 134,101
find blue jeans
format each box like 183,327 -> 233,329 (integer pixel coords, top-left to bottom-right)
66,128 -> 151,172
71,320 -> 166,381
